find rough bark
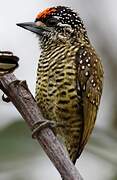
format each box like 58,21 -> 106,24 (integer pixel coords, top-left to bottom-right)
0,73 -> 83,180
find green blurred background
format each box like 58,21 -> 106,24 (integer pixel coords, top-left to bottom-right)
0,0 -> 117,179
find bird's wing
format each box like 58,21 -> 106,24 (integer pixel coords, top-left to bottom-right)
76,45 -> 104,157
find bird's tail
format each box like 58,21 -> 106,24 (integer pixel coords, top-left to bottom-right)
0,51 -> 19,76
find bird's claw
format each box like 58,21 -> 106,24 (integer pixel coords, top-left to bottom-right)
32,120 -> 56,138
1,80 -> 29,102
2,94 -> 10,103
0,79 -> 19,103
32,120 -> 66,138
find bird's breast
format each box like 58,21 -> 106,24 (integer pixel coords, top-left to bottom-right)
35,45 -> 80,123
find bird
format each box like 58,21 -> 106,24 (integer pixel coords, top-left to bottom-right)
17,6 -> 104,164
0,51 -> 19,77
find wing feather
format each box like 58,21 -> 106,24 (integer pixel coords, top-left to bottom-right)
76,45 -> 104,157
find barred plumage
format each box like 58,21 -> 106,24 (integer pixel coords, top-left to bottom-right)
17,6 -> 104,164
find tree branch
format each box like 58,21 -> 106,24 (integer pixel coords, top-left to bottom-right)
0,73 -> 83,180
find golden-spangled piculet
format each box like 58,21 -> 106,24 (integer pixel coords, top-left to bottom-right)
0,51 -> 19,77
17,6 -> 104,164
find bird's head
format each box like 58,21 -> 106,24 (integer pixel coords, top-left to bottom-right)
17,6 -> 89,47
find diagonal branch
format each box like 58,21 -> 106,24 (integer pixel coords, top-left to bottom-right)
0,73 -> 83,180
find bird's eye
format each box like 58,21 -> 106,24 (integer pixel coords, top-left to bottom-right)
46,17 -> 59,26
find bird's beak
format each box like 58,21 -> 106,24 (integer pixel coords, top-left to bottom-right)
17,22 -> 51,35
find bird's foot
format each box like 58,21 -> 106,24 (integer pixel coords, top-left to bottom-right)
32,120 -> 65,138
1,80 -> 23,103
32,120 -> 56,138
1,80 -> 29,103
2,94 -> 10,103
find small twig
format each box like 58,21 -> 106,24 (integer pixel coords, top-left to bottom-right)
0,73 -> 83,180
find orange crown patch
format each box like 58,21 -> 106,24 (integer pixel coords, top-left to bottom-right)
36,8 -> 56,19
